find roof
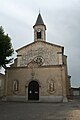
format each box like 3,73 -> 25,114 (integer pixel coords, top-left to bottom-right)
71,87 -> 80,90
33,13 -> 46,28
16,41 -> 64,52
35,13 -> 44,25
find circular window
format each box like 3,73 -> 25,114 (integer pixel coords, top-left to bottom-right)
34,56 -> 44,65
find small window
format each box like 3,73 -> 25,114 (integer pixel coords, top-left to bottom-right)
37,31 -> 41,39
13,80 -> 19,92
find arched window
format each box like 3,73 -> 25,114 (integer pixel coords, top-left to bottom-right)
13,80 -> 19,92
37,31 -> 41,39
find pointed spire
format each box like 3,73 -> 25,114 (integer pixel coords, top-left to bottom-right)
33,12 -> 46,41
35,13 -> 45,26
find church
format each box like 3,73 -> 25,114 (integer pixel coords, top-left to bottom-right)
4,13 -> 71,102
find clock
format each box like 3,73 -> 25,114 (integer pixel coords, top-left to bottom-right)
37,28 -> 41,32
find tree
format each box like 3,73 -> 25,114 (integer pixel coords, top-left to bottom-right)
0,26 -> 14,69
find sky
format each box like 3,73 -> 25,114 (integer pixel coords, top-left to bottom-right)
0,0 -> 80,87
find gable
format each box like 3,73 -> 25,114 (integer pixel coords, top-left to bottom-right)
16,41 -> 64,52
16,41 -> 64,67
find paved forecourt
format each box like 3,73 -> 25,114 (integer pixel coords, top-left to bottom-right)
0,100 -> 80,120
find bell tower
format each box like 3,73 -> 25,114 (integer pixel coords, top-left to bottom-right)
33,13 -> 46,42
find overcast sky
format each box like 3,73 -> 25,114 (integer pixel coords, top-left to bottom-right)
0,0 -> 80,87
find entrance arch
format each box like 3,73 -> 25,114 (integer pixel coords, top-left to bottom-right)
28,81 -> 39,100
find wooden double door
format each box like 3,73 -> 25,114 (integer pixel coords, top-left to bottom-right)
28,81 -> 39,100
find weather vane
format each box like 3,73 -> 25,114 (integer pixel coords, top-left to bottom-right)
39,9 -> 40,13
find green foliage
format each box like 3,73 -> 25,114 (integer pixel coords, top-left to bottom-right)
0,26 -> 14,69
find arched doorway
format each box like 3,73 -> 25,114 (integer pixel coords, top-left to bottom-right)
28,81 -> 39,100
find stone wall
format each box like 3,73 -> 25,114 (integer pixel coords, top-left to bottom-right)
5,65 -> 67,102
0,73 -> 5,97
17,41 -> 63,67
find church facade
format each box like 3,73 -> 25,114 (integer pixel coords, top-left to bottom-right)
5,13 -> 70,102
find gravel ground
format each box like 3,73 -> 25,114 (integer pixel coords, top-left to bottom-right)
0,100 -> 80,120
